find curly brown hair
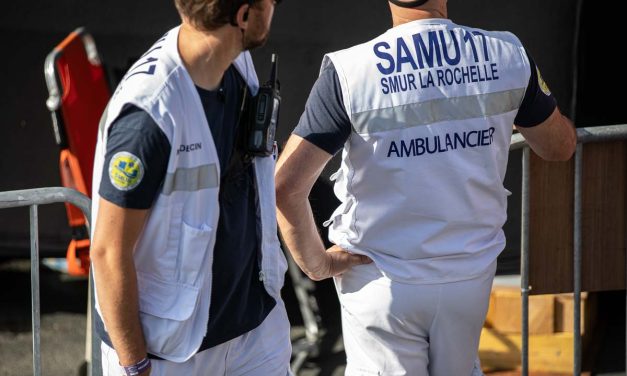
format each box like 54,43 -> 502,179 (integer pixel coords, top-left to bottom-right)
174,0 -> 262,31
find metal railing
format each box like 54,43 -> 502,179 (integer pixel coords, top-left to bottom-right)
0,187 -> 95,376
510,123 -> 627,375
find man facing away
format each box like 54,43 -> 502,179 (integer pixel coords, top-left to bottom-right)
275,0 -> 576,375
90,0 -> 292,375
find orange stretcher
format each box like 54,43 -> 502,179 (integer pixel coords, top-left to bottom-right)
44,27 -> 110,276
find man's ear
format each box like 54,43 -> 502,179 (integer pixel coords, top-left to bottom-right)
235,3 -> 250,29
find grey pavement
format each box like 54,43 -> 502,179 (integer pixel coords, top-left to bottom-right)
0,259 -> 87,376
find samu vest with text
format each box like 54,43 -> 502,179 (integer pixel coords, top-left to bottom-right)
324,19 -> 531,284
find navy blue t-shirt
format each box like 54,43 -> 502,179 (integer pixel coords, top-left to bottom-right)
294,52 -> 557,156
98,65 -> 275,352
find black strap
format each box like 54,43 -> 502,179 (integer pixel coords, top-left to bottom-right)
388,0 -> 430,8
71,225 -> 90,240
220,83 -> 254,198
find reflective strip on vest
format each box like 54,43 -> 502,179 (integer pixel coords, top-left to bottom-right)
351,88 -> 526,134
162,163 -> 219,195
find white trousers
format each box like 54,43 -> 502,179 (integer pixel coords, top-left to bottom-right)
101,301 -> 293,376
335,262 -> 496,376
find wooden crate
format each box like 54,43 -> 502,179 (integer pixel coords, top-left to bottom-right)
485,286 -> 554,335
554,293 -> 587,334
479,328 -> 574,373
481,288 -> 595,373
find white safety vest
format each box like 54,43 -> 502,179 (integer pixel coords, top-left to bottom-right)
91,26 -> 287,362
324,19 -> 530,284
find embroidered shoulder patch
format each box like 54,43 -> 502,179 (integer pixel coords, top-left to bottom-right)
109,152 -> 144,191
536,67 -> 551,96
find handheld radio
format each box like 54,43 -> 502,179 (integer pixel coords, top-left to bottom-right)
246,53 -> 280,157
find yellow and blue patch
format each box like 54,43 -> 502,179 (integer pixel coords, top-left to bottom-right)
108,151 -> 144,191
536,67 -> 551,96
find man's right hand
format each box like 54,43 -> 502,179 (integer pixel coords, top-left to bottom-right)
305,245 -> 373,281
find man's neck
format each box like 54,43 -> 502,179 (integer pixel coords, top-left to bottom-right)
390,6 -> 447,27
178,22 -> 242,91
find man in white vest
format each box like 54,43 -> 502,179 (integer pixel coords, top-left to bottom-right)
276,0 -> 576,375
90,0 -> 291,375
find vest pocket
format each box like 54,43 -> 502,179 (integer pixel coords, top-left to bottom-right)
176,221 -> 213,285
136,272 -> 201,358
137,272 -> 199,320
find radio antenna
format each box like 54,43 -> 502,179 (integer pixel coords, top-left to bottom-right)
269,53 -> 279,90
